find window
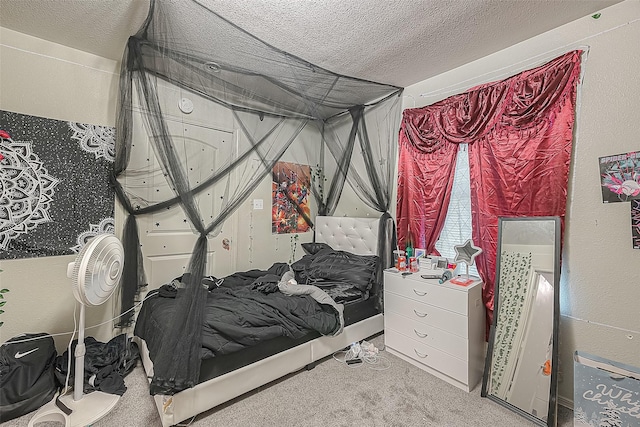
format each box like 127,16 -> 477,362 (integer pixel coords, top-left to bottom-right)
435,144 -> 478,276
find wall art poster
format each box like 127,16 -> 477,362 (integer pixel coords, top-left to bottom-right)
599,151 -> 640,203
574,351 -> 640,427
1,110 -> 115,259
272,161 -> 311,234
632,200 -> 640,250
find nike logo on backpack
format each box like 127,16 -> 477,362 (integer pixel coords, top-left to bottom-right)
14,348 -> 39,358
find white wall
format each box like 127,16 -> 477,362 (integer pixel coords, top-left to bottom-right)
233,121 -> 380,273
402,0 -> 640,404
0,27 -> 121,348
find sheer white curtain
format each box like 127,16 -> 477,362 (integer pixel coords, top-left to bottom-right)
435,144 -> 478,276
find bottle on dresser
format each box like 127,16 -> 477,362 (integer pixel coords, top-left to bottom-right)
405,226 -> 419,272
405,225 -> 414,259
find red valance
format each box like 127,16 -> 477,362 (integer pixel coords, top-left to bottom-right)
401,50 -> 581,151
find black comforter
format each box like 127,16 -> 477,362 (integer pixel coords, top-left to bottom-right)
135,282 -> 340,361
135,250 -> 378,376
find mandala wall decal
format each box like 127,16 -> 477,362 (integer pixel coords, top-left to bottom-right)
1,110 -> 115,259
0,132 -> 59,251
71,217 -> 115,253
69,122 -> 116,162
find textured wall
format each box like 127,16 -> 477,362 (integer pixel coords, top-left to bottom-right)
402,0 -> 640,404
0,27 -> 120,348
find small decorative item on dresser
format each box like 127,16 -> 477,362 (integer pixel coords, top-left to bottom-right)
450,276 -> 475,287
452,239 -> 482,280
438,269 -> 453,284
409,257 -> 419,272
397,255 -> 407,271
393,249 -> 406,271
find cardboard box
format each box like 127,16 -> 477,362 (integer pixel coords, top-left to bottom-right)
573,351 -> 640,426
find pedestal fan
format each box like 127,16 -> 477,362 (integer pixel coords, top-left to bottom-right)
29,234 -> 124,427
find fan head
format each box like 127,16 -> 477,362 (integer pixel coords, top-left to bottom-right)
69,234 -> 124,306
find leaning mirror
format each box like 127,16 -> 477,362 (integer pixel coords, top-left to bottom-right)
481,216 -> 561,426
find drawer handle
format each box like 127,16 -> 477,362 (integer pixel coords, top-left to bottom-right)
413,289 -> 427,297
414,329 -> 428,338
414,349 -> 428,358
413,309 -> 428,318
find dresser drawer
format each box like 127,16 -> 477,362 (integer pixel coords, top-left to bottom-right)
384,311 -> 468,360
386,330 -> 468,384
384,273 -> 468,315
384,293 -> 468,337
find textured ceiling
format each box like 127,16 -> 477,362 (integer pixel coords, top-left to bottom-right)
0,0 -> 622,87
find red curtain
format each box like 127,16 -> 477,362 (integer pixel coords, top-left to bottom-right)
396,128 -> 458,253
397,50 -> 582,331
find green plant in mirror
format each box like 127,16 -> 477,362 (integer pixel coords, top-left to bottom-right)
289,234 -> 299,264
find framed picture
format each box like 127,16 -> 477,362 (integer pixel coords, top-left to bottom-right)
599,151 -> 640,203
271,161 -> 311,234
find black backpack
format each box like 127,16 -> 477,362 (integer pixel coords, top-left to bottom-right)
0,332 -> 58,422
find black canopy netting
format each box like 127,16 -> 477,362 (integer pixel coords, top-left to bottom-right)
113,0 -> 402,395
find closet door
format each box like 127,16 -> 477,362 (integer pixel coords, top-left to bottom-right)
128,81 -> 238,290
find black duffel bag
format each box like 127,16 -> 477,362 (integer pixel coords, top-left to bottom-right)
0,332 -> 58,422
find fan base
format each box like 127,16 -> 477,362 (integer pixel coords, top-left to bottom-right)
28,390 -> 120,427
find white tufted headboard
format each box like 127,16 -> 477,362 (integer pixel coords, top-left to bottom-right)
315,216 -> 380,256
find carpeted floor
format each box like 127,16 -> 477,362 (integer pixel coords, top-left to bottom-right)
4,334 -> 573,427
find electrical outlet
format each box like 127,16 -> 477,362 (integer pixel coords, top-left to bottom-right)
253,199 -> 263,210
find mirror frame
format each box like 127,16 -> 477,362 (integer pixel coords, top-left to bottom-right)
481,216 -> 561,427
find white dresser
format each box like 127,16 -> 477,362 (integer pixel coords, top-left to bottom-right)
383,269 -> 485,392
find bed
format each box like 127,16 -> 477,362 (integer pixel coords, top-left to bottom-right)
133,216 -> 385,426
